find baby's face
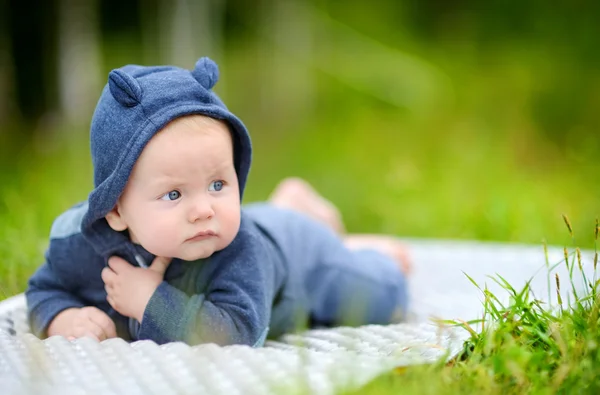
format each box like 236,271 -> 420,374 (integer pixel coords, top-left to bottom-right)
107,115 -> 241,261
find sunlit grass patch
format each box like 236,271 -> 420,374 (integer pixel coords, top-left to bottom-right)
0,129 -> 92,299
347,219 -> 600,394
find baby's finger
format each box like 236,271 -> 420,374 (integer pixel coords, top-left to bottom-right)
148,256 -> 172,275
107,256 -> 129,273
92,317 -> 117,339
106,296 -> 123,318
88,309 -> 117,338
81,307 -> 117,339
83,331 -> 101,342
91,321 -> 109,341
101,267 -> 116,284
106,295 -> 116,310
73,324 -> 103,342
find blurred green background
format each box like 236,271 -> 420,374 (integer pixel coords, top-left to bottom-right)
1,0 -> 599,298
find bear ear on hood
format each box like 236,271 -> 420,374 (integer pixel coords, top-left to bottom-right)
192,57 -> 219,90
108,69 -> 143,107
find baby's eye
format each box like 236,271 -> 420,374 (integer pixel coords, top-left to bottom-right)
161,190 -> 181,201
208,180 -> 225,192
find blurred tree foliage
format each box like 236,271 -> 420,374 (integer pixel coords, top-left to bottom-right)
0,0 -> 599,247
3,0 -> 599,147
404,0 -> 600,147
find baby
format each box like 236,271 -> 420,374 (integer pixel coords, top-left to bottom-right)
26,57 -> 409,346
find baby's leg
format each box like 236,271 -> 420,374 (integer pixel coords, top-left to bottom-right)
269,177 -> 411,274
306,224 -> 409,327
245,202 -> 409,327
343,235 -> 411,275
269,177 -> 346,234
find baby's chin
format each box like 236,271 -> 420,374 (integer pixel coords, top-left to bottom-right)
172,246 -> 220,262
146,239 -> 233,262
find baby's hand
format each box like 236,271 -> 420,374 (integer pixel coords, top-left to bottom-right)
101,255 -> 172,322
47,307 -> 117,341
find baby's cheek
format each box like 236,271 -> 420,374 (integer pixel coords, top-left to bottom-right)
156,228 -> 179,251
219,210 -> 241,249
139,219 -> 177,255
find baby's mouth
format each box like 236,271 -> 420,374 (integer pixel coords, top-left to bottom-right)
186,230 -> 217,242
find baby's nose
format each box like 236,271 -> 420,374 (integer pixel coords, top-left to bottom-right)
188,199 -> 215,222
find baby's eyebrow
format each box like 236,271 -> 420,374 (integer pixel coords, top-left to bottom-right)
142,175 -> 181,189
212,157 -> 236,171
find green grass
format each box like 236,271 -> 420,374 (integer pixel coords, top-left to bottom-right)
0,130 -> 93,297
345,222 -> 600,394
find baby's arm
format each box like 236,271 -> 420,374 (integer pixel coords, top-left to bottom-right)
135,231 -> 275,346
26,253 -> 115,340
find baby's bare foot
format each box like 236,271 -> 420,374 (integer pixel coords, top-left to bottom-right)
343,235 -> 412,275
269,177 -> 346,234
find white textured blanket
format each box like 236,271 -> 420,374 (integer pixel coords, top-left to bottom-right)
0,239 -> 591,394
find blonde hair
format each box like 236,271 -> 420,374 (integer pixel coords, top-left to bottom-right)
163,114 -> 226,135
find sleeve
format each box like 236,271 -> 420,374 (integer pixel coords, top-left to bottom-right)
26,249 -> 86,338
26,203 -> 96,337
136,229 -> 275,346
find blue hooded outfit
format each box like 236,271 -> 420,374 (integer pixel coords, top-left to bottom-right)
26,57 -> 408,346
